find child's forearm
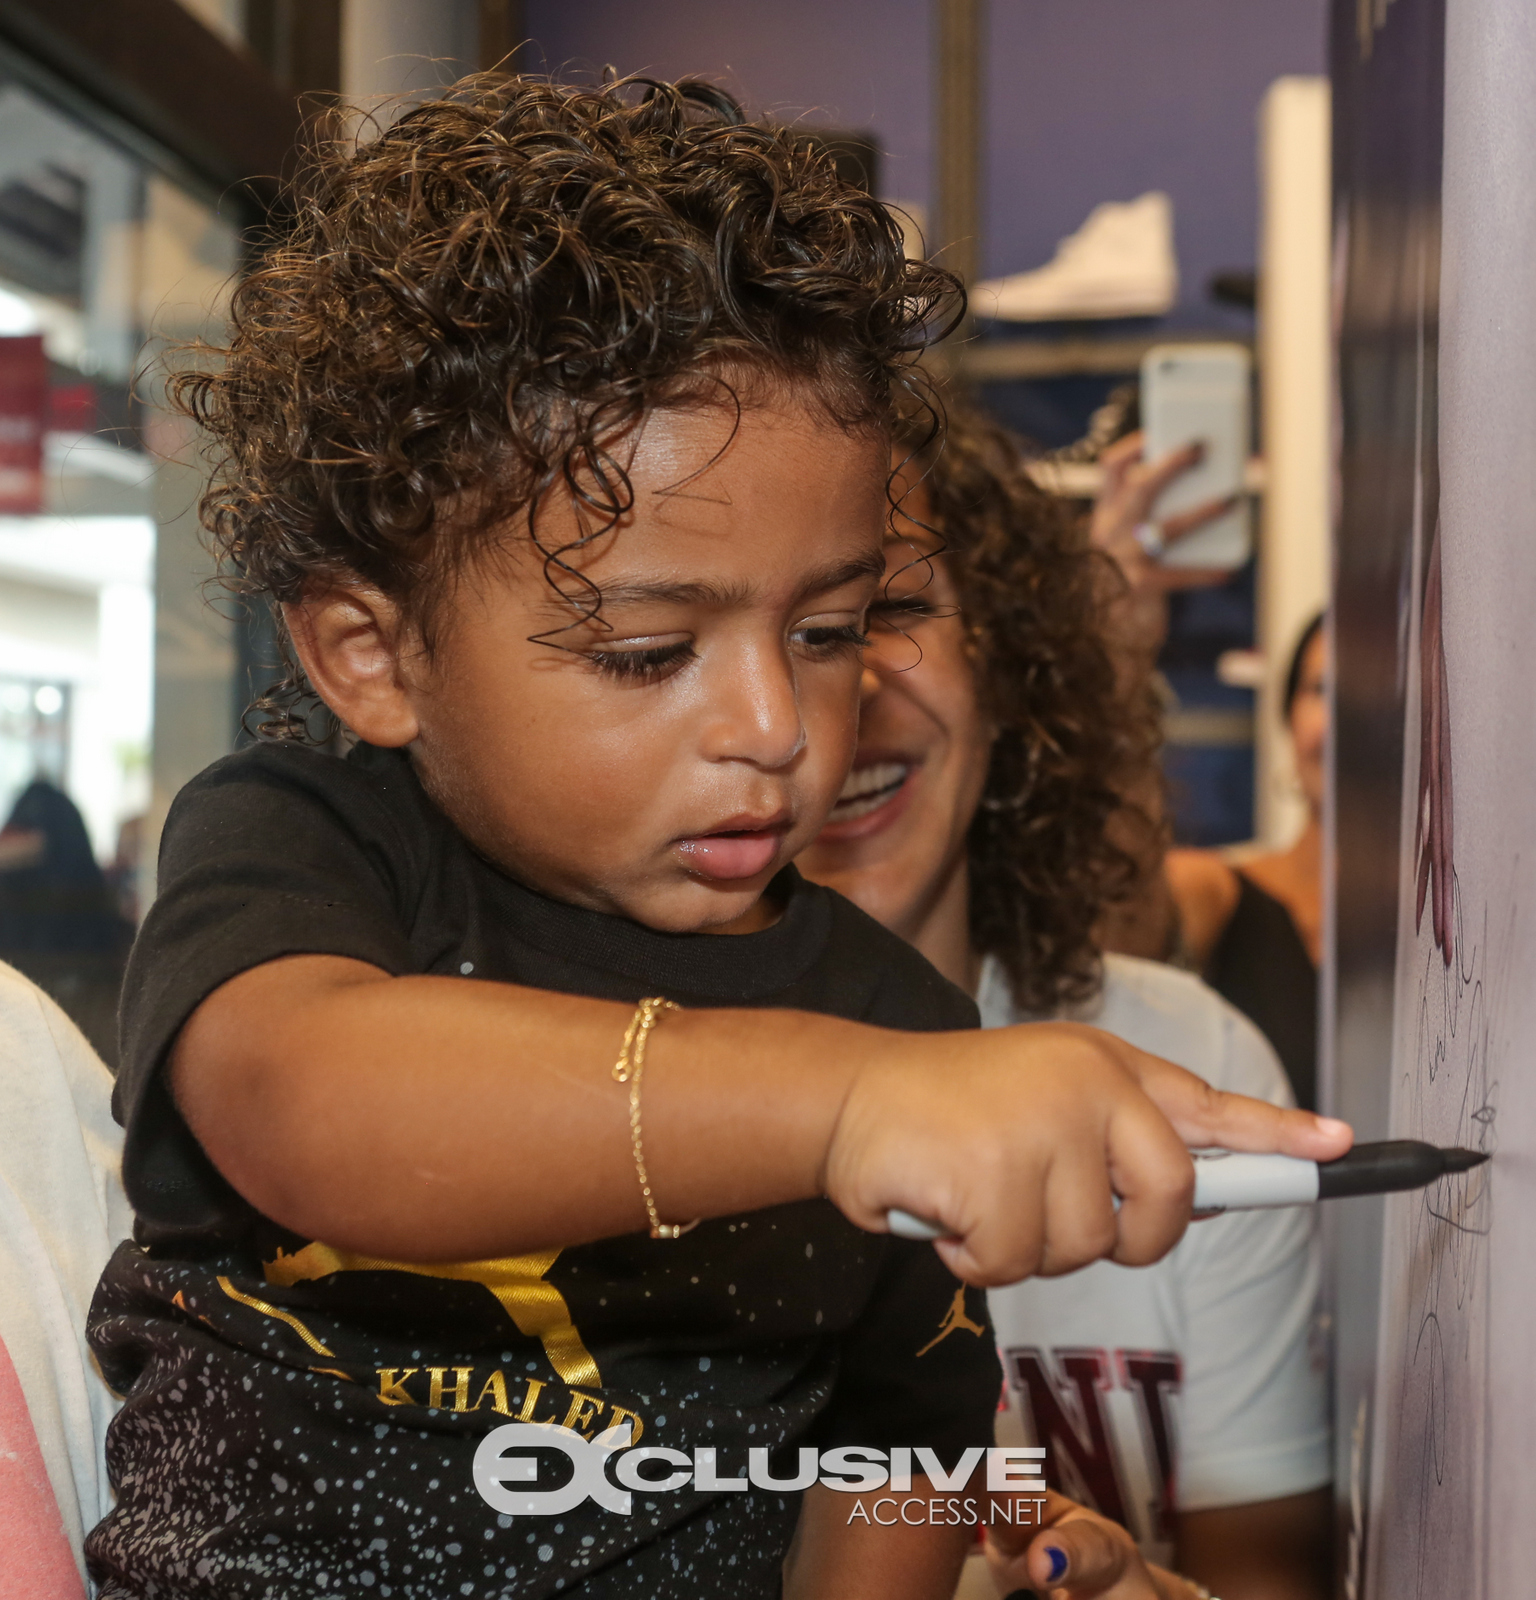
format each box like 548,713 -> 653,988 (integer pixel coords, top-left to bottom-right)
783,1482 -> 974,1600
171,953 -> 876,1258
171,952 -> 1350,1276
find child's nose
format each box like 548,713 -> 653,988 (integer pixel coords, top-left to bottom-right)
701,647 -> 806,769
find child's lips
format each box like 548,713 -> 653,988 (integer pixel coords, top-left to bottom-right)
676,816 -> 789,882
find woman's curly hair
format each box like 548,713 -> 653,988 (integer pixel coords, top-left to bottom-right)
902,397 -> 1163,1013
171,72 -> 960,734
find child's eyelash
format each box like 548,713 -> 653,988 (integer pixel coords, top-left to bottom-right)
587,641 -> 695,681
798,622 -> 870,653
587,623 -> 868,681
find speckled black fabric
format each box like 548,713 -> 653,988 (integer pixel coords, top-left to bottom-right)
88,742 -> 1000,1597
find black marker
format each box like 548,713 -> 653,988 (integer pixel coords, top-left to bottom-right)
886,1140 -> 1490,1240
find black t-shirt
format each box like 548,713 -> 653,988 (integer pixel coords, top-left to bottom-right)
88,742 -> 999,1600
1206,872 -> 1318,1112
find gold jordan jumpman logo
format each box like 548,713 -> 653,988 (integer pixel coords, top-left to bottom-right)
263,1243 -> 601,1387
916,1285 -> 987,1357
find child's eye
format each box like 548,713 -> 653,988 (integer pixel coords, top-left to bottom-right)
794,621 -> 870,655
586,640 -> 696,681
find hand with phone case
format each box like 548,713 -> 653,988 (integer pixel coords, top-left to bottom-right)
1088,429 -> 1241,662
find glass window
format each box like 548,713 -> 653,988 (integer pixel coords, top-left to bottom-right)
0,70 -> 238,1062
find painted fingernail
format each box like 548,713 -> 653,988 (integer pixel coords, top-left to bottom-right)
1045,1546 -> 1068,1582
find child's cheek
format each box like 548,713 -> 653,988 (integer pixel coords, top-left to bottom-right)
801,661 -> 867,814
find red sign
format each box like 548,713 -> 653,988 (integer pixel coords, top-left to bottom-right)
0,335 -> 46,515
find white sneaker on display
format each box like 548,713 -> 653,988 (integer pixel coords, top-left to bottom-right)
974,191 -> 1179,320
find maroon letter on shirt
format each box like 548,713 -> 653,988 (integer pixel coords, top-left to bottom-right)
1119,1350 -> 1182,1541
1004,1346 -> 1126,1525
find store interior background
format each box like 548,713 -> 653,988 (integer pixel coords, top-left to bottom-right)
0,0 -> 1331,1032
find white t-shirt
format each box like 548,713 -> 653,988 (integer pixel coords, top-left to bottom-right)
0,962 -> 130,1591
980,953 -> 1329,1561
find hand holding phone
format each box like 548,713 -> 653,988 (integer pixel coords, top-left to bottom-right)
1139,342 -> 1252,570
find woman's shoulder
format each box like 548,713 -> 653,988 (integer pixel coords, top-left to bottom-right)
1165,847 -> 1242,967
1097,954 -> 1292,1104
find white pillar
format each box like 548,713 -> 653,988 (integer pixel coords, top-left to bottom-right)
341,0 -> 479,104
1256,76 -> 1332,848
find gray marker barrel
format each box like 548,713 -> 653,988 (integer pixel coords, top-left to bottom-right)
1189,1150 -> 1319,1212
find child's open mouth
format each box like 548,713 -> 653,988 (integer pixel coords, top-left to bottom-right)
826,761 -> 912,825
676,815 -> 791,882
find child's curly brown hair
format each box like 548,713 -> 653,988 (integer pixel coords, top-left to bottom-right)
171,72 -> 960,733
900,396 -> 1163,1012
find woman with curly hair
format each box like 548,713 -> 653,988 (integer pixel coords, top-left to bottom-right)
83,73 -> 1345,1600
801,398 -> 1333,1600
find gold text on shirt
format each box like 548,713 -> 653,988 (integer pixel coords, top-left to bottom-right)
263,1243 -> 601,1387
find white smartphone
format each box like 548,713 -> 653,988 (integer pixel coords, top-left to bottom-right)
1139,342 -> 1252,569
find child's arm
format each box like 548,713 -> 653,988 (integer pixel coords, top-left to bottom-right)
782,1479 -> 975,1600
172,952 -> 1350,1279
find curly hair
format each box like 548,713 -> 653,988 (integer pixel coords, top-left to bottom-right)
170,72 -> 960,733
901,397 -> 1162,1012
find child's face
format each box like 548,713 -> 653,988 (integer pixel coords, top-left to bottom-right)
301,397 -> 888,934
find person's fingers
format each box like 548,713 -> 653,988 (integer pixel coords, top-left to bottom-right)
933,1167 -> 1049,1286
1032,1148 -> 1124,1276
1158,491 -> 1236,544
1138,440 -> 1204,497
1024,1516 -> 1139,1596
1102,1095 -> 1195,1268
1121,1048 -> 1353,1160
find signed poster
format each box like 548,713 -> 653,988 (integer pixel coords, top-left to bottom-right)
1332,0 -> 1536,1593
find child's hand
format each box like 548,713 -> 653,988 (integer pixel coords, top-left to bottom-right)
824,1020 -> 1351,1285
985,1490 -> 1201,1599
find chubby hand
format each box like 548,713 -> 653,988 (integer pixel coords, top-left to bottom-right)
824,1021 -> 1352,1286
985,1490 -> 1200,1599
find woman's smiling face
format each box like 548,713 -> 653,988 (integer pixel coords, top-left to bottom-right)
797,475 -> 996,947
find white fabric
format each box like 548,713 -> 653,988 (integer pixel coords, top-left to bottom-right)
0,962 -> 130,1585
980,953 -> 1329,1560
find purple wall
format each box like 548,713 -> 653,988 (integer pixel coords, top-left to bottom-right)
524,0 -> 1327,326
985,0 -> 1327,321
522,0 -> 932,213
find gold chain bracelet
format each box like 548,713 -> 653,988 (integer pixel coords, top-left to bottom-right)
612,996 -> 698,1240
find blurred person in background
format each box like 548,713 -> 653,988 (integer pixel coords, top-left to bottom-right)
800,397 -> 1331,1600
1164,617 -> 1324,1112
0,780 -> 133,1067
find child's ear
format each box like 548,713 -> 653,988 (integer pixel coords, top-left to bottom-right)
284,586 -> 421,748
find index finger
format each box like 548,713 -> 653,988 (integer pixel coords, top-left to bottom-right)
1159,492 -> 1239,544
1130,1053 -> 1353,1160
1132,440 -> 1204,505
